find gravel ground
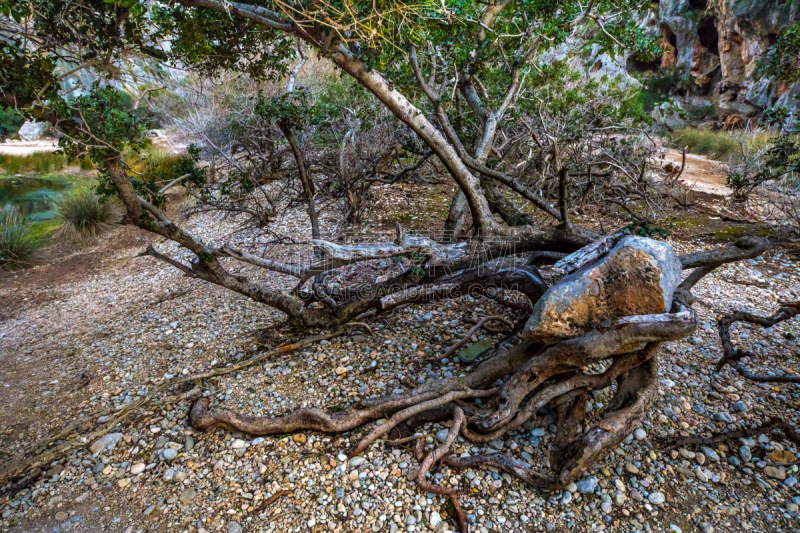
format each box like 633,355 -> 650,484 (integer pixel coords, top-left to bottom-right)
1,187 -> 800,533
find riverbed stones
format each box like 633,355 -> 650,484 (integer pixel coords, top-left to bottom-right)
525,236 -> 682,344
90,433 -> 123,454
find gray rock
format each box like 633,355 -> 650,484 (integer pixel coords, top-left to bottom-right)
713,412 -> 733,423
18,121 -> 49,141
90,433 -> 124,454
436,429 -> 449,443
185,435 -> 194,451
162,448 -> 178,461
740,446 -> 752,462
430,511 -> 442,527
733,401 -> 748,412
700,447 -> 720,462
525,236 -> 681,344
349,456 -> 366,467
634,428 -> 647,441
227,521 -> 242,533
576,476 -> 597,494
648,492 -> 666,505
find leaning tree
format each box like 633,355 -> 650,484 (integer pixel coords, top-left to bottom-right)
0,0 -> 774,527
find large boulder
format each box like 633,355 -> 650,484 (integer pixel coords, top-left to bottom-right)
17,120 -> 49,141
525,236 -> 682,345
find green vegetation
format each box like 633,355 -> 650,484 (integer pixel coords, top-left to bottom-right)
123,143 -> 183,183
55,187 -> 122,239
0,152 -> 68,175
666,128 -> 773,163
0,106 -> 24,138
0,206 -> 43,268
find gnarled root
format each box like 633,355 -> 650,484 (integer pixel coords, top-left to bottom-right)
184,238 -> 770,516
556,355 -> 659,486
415,407 -> 469,533
715,300 -> 800,382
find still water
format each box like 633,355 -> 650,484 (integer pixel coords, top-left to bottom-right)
0,176 -> 70,220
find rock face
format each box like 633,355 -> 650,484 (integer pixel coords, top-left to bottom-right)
640,0 -> 800,121
525,236 -> 682,345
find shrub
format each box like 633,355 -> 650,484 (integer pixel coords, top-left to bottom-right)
55,187 -> 123,239
0,206 -> 42,267
666,128 -> 773,163
0,106 -> 24,138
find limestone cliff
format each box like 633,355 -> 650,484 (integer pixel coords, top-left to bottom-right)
637,0 -> 800,123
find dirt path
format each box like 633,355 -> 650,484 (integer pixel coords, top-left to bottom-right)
661,147 -> 733,196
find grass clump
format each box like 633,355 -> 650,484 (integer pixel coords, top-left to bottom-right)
55,187 -> 123,239
666,128 -> 774,163
0,206 -> 43,267
0,152 -> 68,175
124,144 -> 183,182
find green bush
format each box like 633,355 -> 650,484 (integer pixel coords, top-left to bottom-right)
0,152 -> 68,175
55,187 -> 123,239
0,107 -> 25,138
0,206 -> 43,267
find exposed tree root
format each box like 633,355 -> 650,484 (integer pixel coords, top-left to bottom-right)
415,407 -> 468,533
437,315 -> 514,360
181,236 -> 769,516
715,300 -> 800,382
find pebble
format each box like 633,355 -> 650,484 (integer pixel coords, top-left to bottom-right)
740,446 -> 752,462
634,428 -> 646,440
90,433 -> 123,453
436,429 -> 449,443
227,521 -> 242,533
162,448 -> 178,461
648,492 -> 666,505
349,456 -> 366,467
765,466 -> 786,480
625,463 -> 640,474
700,447 -> 720,462
180,488 -> 197,504
130,463 -> 145,475
576,476 -> 597,494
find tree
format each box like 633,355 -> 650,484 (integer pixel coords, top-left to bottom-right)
0,0 -> 768,523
